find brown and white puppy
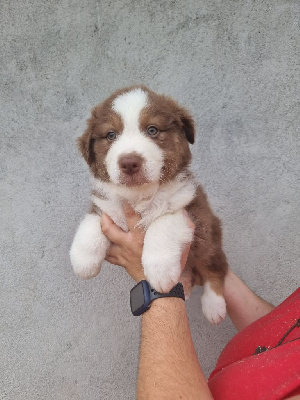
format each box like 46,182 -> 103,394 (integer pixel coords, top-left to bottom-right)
70,85 -> 228,324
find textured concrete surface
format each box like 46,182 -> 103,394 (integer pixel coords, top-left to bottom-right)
1,1 -> 299,399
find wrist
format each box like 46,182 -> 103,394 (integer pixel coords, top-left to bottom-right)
133,273 -> 146,283
144,296 -> 185,314
125,263 -> 146,283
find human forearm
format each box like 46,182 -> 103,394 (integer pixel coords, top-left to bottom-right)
137,298 -> 213,400
101,208 -> 210,398
224,269 -> 274,331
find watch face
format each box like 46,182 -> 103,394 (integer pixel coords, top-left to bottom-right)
130,281 -> 146,313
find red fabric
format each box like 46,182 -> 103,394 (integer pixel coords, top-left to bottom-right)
208,288 -> 300,400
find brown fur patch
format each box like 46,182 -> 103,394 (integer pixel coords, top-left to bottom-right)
139,89 -> 194,182
78,97 -> 124,180
185,186 -> 228,294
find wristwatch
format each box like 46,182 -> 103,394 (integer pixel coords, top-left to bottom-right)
130,280 -> 185,316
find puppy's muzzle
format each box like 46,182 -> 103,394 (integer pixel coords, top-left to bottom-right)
119,154 -> 143,176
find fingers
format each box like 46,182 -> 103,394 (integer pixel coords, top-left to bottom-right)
101,213 -> 127,245
105,241 -> 129,265
181,242 -> 192,270
106,243 -> 122,259
180,211 -> 194,270
183,209 -> 196,230
105,254 -> 119,265
123,202 -> 142,231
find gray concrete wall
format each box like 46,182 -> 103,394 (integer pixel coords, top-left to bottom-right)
1,1 -> 299,399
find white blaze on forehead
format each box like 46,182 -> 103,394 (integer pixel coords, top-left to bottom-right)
112,88 -> 148,131
106,88 -> 164,185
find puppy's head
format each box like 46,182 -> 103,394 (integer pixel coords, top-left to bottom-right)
78,85 -> 195,186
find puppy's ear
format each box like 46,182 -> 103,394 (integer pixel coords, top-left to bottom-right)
178,107 -> 195,144
77,115 -> 96,166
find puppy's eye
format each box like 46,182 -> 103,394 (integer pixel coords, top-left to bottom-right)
106,131 -> 117,141
146,126 -> 158,136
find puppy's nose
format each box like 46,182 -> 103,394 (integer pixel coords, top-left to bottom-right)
119,154 -> 142,175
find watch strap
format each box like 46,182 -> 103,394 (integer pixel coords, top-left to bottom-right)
150,282 -> 185,302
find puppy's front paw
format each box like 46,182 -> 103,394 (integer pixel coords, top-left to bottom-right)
142,210 -> 194,293
201,282 -> 226,324
70,213 -> 110,279
143,257 -> 181,293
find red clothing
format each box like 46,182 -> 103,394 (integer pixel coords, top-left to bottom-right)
208,288 -> 300,400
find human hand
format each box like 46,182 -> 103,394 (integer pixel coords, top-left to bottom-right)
101,204 -> 195,285
101,203 -> 146,282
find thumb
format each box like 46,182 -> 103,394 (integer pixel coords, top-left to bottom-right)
101,213 -> 127,244
123,202 -> 142,231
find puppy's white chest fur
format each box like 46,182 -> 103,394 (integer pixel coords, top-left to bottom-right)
71,174 -> 196,297
91,173 -> 196,230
